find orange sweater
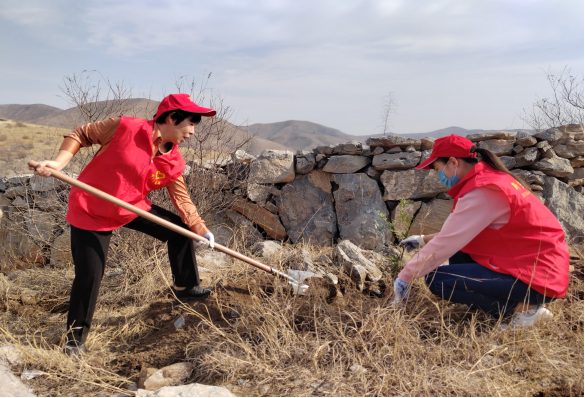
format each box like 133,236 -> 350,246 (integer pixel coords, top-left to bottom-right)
59,117 -> 210,235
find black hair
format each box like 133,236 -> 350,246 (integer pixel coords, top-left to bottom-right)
155,109 -> 202,125
436,145 -> 532,191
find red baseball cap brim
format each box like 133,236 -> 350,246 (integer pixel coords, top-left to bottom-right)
416,134 -> 476,169
154,93 -> 217,120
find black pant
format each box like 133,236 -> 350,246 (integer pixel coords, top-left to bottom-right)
424,251 -> 555,318
67,205 -> 200,343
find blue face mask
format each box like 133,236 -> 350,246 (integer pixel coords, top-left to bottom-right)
438,163 -> 460,188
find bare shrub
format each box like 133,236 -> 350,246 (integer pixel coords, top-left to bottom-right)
0,134 -> 6,141
522,66 -> 584,130
14,121 -> 26,128
22,135 -> 30,140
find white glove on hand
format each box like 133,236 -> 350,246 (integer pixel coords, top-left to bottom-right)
194,232 -> 215,250
391,278 -> 410,307
398,235 -> 425,253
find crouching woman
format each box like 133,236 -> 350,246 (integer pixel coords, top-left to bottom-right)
392,134 -> 569,329
30,94 -> 217,354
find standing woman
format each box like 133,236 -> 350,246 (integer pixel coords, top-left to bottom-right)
30,94 -> 217,354
392,134 -> 569,329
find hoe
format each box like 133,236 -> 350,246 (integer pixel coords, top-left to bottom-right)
28,160 -> 318,296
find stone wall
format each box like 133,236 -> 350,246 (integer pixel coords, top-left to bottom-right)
0,125 -> 583,270
231,124 -> 584,248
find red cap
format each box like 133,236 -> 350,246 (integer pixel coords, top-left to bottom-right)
417,134 -> 477,169
154,93 -> 216,120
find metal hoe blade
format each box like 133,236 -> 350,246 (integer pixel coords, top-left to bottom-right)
272,268 -> 322,296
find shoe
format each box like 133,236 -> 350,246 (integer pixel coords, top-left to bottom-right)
172,285 -> 212,302
500,305 -> 553,330
64,341 -> 87,357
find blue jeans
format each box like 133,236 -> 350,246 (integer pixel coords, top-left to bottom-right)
424,252 -> 555,318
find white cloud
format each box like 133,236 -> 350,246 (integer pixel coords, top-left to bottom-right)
0,0 -> 582,134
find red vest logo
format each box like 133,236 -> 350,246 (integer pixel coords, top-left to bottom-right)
151,170 -> 166,185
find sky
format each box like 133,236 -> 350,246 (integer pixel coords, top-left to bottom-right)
0,0 -> 583,135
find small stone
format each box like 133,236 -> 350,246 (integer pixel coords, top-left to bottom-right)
324,273 -> 338,284
570,156 -> 584,168
250,241 -> 282,258
536,140 -> 549,149
4,186 -> 27,200
478,139 -> 515,156
0,346 -> 25,366
21,289 -> 40,305
349,364 -> 367,374
257,384 -> 270,396
420,137 -> 435,150
315,154 -> 325,162
530,184 -> 544,191
371,147 -> 384,156
174,316 -> 185,330
143,363 -> 193,391
512,145 -> 523,154
136,383 -> 235,397
126,384 -> 138,392
405,145 -> 416,153
7,270 -> 26,281
229,306 -> 242,319
386,146 -> 402,154
237,379 -> 247,386
264,202 -> 278,214
232,150 -> 256,164
138,367 -> 158,389
499,156 -> 516,170
322,155 -> 371,173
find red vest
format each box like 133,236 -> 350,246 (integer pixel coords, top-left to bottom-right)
67,117 -> 186,231
448,162 -> 569,298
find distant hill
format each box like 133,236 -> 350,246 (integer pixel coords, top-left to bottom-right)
0,104 -> 63,123
241,120 -> 361,152
0,102 -> 521,153
0,100 -> 289,156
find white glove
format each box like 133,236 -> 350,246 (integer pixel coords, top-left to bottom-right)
391,278 -> 410,307
194,232 -> 215,250
399,235 -> 425,253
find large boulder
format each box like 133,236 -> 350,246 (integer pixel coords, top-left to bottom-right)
553,139 -> 584,159
372,152 -> 421,170
136,383 -> 235,397
534,128 -> 564,143
0,363 -> 35,397
331,173 -> 391,250
514,147 -> 541,167
248,150 -> 295,184
231,199 -> 287,241
531,156 -> 574,177
29,175 -> 65,192
541,177 -> 584,243
466,131 -> 517,142
276,170 -> 337,245
477,139 -> 515,156
409,199 -> 454,236
207,209 -> 264,247
366,136 -> 421,150
322,155 -> 370,174
380,169 -> 448,200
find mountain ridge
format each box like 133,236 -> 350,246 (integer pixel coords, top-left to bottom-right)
0,102 -> 518,152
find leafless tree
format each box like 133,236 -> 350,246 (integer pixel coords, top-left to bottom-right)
521,66 -> 584,131
380,92 -> 397,137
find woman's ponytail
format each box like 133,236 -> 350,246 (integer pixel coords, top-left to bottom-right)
471,145 -> 532,191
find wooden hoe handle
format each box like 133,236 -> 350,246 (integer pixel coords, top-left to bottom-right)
27,160 -> 274,274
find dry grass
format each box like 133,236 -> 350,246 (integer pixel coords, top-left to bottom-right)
0,120 -> 71,176
0,235 -> 582,397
